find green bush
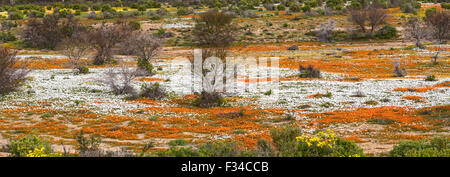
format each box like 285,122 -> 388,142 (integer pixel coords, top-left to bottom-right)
289,3 -> 301,12
101,4 -> 112,12
78,66 -> 89,74
80,4 -> 89,12
8,134 -> 53,157
128,20 -> 141,30
425,75 -> 436,81
276,4 -> 286,11
27,10 -> 45,18
192,91 -> 224,107
442,3 -> 450,9
156,147 -> 200,157
168,139 -> 188,146
137,5 -> 146,12
333,30 -> 350,40
137,58 -> 154,75
177,7 -> 192,16
302,5 -> 311,12
92,4 -> 102,11
197,141 -> 244,157
75,130 -> 101,153
400,3 -> 416,13
270,125 -> 302,156
140,82 -> 165,100
0,31 -> 16,42
390,136 -> 450,157
8,11 -> 24,20
375,25 -> 398,39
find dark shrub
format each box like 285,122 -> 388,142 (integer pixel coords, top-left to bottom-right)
22,15 -> 81,49
0,31 -> 16,42
103,66 -> 137,95
8,11 -> 24,20
140,82 -> 165,100
390,136 -> 449,157
193,91 -> 224,107
75,130 -> 101,154
270,125 -> 302,157
0,47 -> 30,95
425,75 -> 436,81
375,25 -> 398,39
393,61 -> 407,77
299,64 -> 321,78
168,139 -> 188,146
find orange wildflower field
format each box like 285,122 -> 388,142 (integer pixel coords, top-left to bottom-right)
0,4 -> 449,158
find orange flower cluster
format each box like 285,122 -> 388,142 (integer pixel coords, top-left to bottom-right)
130,98 -> 159,105
102,115 -> 133,123
393,87 -> 434,92
232,131 -> 271,149
81,113 -> 98,119
307,106 -> 425,125
393,81 -> 449,93
104,130 -> 138,140
401,95 -> 424,101
307,92 -> 328,98
344,136 -> 366,143
135,77 -> 164,82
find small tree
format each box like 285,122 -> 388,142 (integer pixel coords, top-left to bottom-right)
316,19 -> 336,42
431,49 -> 443,65
103,65 -> 138,95
22,15 -> 81,49
349,9 -> 367,32
367,6 -> 387,33
125,31 -> 161,75
0,47 -> 30,95
404,17 -> 431,49
192,10 -> 238,49
425,9 -> 450,43
60,29 -> 91,74
192,10 -> 239,95
89,20 -> 134,65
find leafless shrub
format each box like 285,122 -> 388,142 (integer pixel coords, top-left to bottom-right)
316,19 -> 336,42
367,6 -> 387,33
191,10 -> 239,95
425,9 -> 450,43
431,49 -> 443,65
404,17 -> 432,49
393,60 -> 407,77
299,64 -> 321,78
22,15 -> 82,49
193,91 -> 224,108
103,65 -> 138,95
349,10 -> 367,32
0,47 -> 30,95
123,31 -> 161,75
59,29 -> 91,74
140,82 -> 166,100
89,20 -> 134,65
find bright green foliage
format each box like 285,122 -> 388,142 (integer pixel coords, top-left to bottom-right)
375,25 -> 398,39
8,134 -> 53,157
390,136 -> 450,157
